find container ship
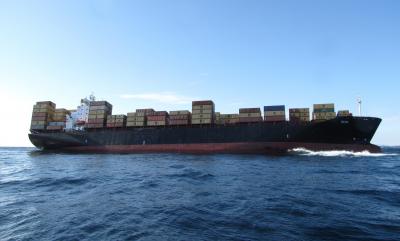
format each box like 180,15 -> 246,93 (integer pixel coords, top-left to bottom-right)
28,95 -> 382,154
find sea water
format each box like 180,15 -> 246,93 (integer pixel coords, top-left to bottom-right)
0,147 -> 399,240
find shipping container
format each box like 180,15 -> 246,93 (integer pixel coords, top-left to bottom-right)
238,113 -> 262,118
87,119 -> 106,124
169,114 -> 191,120
289,108 -> 309,113
90,101 -> 112,108
169,110 -> 190,115
263,111 -> 285,117
31,121 -> 46,125
135,109 -> 155,117
152,111 -> 168,116
313,108 -> 335,113
147,115 -> 168,121
191,119 -> 213,124
264,105 -> 285,112
264,116 -> 286,122
220,114 -> 239,119
36,101 -> 56,108
31,116 -> 48,121
192,105 -> 214,111
192,109 -> 213,114
192,113 -> 213,119
30,124 -> 46,130
239,117 -> 263,123
289,112 -> 310,117
47,122 -> 65,126
147,120 -> 167,126
239,108 -> 261,113
126,121 -> 146,127
313,103 -> 334,109
192,100 -> 214,106
337,110 -> 351,117
127,116 -> 146,122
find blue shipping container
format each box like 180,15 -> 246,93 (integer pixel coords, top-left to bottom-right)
264,105 -> 285,111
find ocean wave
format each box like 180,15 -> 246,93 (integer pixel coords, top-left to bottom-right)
289,148 -> 398,157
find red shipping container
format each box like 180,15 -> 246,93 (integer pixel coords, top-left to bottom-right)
192,100 -> 214,106
32,116 -> 47,121
264,116 -> 286,122
147,116 -> 168,121
169,114 -> 190,120
87,119 -> 105,124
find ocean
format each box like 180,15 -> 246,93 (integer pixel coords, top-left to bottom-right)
0,147 -> 399,241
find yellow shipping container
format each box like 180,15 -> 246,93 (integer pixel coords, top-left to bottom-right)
313,103 -> 334,109
220,114 -> 239,119
289,112 -> 310,117
337,110 -> 350,117
313,112 -> 336,117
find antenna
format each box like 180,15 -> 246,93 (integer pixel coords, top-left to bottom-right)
89,92 -> 96,101
357,97 -> 362,116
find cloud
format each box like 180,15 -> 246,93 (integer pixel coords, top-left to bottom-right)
120,92 -> 194,104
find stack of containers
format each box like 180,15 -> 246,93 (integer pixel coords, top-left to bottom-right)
313,103 -> 336,121
106,115 -> 127,128
86,101 -> 112,128
47,108 -> 70,130
126,108 -> 155,127
31,101 -> 56,130
147,111 -> 169,126
337,110 -> 351,117
264,105 -> 286,122
239,108 -> 262,123
289,108 -> 310,123
192,100 -> 215,124
215,112 -> 221,124
219,114 -> 239,124
169,110 -> 191,125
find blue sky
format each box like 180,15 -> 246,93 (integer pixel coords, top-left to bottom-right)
0,0 -> 399,146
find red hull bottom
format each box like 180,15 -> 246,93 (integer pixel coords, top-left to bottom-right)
62,142 -> 381,154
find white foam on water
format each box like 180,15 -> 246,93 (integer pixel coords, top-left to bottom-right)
289,148 -> 398,157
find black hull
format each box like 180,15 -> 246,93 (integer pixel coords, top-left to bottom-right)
29,116 -> 381,154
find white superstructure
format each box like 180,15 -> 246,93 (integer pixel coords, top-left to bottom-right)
65,95 -> 95,131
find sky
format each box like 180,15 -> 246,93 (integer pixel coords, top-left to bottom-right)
0,0 -> 399,146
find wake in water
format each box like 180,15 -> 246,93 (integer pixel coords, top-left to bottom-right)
289,148 -> 398,157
